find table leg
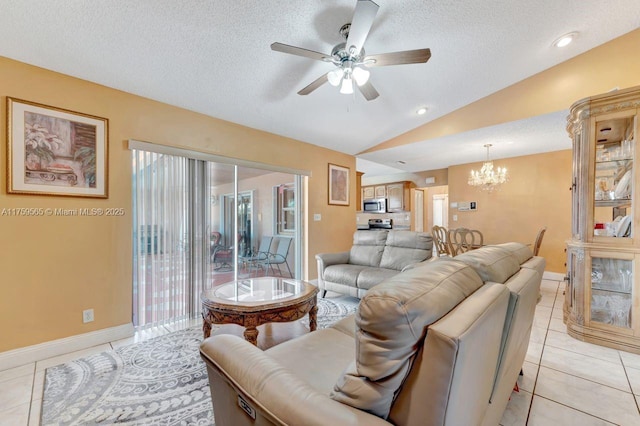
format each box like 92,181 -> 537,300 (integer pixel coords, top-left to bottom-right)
309,305 -> 318,332
203,317 -> 212,339
244,326 -> 259,346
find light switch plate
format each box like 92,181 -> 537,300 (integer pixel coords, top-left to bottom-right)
313,214 -> 321,221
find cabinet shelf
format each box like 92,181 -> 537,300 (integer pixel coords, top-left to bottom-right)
595,158 -> 633,167
594,199 -> 632,208
591,285 -> 632,295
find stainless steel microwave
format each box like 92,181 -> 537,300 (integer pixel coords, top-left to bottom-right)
363,198 -> 387,213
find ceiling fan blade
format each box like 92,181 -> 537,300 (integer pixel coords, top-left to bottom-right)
357,81 -> 379,101
364,48 -> 431,67
298,73 -> 329,95
346,0 -> 379,56
271,42 -> 330,61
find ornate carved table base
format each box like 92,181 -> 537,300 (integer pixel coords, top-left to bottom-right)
201,278 -> 319,346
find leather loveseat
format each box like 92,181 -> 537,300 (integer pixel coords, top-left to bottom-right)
200,243 -> 544,426
315,230 -> 433,298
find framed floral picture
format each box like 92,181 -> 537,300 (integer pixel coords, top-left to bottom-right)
6,97 -> 109,198
328,163 -> 349,206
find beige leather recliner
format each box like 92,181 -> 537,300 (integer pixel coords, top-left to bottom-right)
200,243 -> 544,425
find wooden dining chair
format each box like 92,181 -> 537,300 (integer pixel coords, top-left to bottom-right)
471,229 -> 484,248
432,225 -> 453,256
449,228 -> 483,255
533,227 -> 547,256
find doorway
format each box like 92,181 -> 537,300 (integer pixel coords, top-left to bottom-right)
433,193 -> 449,228
413,189 -> 425,232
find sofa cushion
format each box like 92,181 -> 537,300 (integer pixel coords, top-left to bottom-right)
379,230 -> 433,271
356,268 -> 399,291
349,231 -> 388,267
453,246 -> 520,284
324,264 -> 370,286
492,242 -> 533,264
265,327 -> 356,395
331,260 -> 484,418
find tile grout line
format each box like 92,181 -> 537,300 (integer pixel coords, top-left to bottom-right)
619,350 -> 640,415
26,362 -> 37,426
532,395 -> 619,425
525,280 -> 560,425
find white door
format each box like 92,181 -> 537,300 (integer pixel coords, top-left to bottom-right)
414,189 -> 424,232
433,194 -> 449,228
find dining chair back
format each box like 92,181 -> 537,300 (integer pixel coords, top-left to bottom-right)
449,228 -> 483,255
533,227 -> 547,256
432,225 -> 452,256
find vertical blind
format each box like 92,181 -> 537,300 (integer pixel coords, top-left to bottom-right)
132,150 -> 192,328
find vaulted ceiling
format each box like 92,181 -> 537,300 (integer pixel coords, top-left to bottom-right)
1,1 -> 639,176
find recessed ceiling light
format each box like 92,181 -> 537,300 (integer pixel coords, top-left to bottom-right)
416,107 -> 428,115
553,32 -> 578,48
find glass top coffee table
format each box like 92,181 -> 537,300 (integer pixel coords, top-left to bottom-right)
201,277 -> 319,345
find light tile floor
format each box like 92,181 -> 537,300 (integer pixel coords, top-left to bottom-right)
2,278 -> 640,425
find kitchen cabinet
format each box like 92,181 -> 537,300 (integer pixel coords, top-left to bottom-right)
565,85 -> 640,353
361,181 -> 414,212
362,186 -> 375,199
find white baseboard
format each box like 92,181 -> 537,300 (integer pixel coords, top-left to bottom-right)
0,323 -> 134,371
543,271 -> 565,281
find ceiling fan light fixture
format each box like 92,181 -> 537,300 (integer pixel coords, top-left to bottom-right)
340,75 -> 354,94
352,66 -> 370,86
327,68 -> 344,86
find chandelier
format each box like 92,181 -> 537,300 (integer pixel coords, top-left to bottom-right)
468,144 -> 508,191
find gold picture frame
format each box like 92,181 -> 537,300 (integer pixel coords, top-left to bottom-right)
328,163 -> 349,206
6,97 -> 109,198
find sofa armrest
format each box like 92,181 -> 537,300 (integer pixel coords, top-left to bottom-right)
315,251 -> 350,289
316,251 -> 350,268
200,335 -> 389,426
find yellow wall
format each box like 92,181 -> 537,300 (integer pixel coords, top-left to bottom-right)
448,150 -> 572,272
0,56 -> 356,352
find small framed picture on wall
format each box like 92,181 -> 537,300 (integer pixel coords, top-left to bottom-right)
328,163 -> 349,206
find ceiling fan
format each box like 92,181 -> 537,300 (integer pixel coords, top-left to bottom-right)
271,0 -> 431,101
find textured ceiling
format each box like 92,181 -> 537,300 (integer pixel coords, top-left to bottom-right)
1,1 -> 639,176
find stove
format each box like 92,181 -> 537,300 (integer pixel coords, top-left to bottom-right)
367,218 -> 393,230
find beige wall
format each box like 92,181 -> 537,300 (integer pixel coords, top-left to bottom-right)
0,57 -> 356,352
448,150 -> 572,273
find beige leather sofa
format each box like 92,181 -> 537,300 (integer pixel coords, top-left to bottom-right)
200,243 -> 543,426
315,230 -> 433,298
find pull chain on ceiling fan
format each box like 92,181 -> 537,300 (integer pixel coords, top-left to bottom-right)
271,0 -> 431,101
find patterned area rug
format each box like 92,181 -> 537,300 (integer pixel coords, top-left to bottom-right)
41,296 -> 359,425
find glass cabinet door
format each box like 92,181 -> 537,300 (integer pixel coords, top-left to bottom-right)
592,115 -> 635,239
590,256 -> 633,328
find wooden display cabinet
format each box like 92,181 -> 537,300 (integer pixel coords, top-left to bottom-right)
565,85 -> 640,353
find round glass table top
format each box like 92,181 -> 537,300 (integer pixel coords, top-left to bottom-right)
204,277 -> 313,305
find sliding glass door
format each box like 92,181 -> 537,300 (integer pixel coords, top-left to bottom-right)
131,141 -> 307,329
